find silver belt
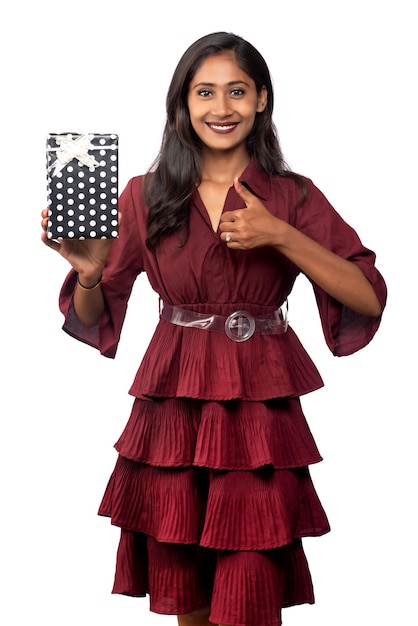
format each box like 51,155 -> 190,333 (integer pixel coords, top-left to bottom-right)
160,302 -> 288,342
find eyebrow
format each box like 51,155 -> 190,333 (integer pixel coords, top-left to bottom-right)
191,80 -> 251,89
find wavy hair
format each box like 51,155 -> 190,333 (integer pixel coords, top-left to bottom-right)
143,32 -> 306,249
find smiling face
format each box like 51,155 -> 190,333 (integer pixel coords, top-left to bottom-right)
187,50 -> 267,156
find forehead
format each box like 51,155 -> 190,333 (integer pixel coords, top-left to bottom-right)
190,50 -> 254,86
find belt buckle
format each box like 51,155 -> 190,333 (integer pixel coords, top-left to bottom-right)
224,310 -> 255,342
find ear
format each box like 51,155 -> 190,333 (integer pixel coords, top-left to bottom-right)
256,85 -> 268,112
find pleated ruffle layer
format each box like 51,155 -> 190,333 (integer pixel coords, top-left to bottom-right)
98,396 -> 330,624
115,397 -> 323,470
128,310 -> 325,401
99,458 -> 329,550
112,532 -> 314,624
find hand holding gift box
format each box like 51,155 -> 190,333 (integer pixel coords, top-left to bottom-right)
46,133 -> 119,240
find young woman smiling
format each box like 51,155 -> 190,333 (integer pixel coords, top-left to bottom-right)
42,32 -> 386,626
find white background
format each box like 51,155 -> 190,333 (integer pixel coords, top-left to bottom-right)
1,1 -> 416,625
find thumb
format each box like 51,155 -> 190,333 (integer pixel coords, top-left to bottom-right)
233,177 -> 252,207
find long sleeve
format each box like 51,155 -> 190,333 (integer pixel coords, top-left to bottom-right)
293,179 -> 387,356
59,177 -> 145,358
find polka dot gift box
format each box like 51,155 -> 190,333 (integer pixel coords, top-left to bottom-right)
46,133 -> 119,239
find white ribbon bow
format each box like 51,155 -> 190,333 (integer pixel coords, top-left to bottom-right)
49,134 -> 101,176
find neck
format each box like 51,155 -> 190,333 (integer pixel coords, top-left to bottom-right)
200,148 -> 250,184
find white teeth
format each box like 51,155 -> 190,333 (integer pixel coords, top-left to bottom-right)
210,124 -> 235,130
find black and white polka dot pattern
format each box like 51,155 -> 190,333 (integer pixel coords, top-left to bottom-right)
46,133 -> 119,239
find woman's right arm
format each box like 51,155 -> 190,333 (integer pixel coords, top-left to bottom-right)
41,208 -> 116,326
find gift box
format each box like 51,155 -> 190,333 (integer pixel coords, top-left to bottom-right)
46,132 -> 119,239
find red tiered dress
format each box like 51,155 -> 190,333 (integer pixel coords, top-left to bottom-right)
59,160 -> 386,626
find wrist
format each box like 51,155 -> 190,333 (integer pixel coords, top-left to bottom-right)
269,218 -> 290,249
76,272 -> 103,290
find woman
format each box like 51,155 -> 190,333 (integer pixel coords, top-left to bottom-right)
41,32 -> 386,626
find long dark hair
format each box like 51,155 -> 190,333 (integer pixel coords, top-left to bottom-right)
144,31 -> 306,250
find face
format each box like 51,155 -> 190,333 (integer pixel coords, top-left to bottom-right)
187,50 -> 267,155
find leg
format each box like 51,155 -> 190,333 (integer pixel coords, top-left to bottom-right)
177,605 -> 215,626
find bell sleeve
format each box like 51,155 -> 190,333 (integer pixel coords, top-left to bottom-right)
59,177 -> 145,358
295,180 -> 387,356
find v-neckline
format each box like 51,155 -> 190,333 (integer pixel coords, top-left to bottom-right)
195,183 -> 233,234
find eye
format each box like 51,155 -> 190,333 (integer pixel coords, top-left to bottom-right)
197,89 -> 212,97
230,88 -> 245,96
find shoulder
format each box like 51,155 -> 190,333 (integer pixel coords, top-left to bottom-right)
270,172 -> 318,197
270,173 -> 333,211
267,172 -> 314,215
118,175 -> 149,228
119,174 -> 147,208
121,174 -> 146,197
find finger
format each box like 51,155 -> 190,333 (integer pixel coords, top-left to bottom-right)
41,230 -> 61,252
233,177 -> 253,205
219,220 -> 235,233
220,210 -> 235,221
223,232 -> 238,246
41,208 -> 49,228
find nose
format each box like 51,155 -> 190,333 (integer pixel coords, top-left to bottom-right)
211,94 -> 232,117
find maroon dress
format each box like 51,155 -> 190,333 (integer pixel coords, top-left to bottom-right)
59,160 -> 387,625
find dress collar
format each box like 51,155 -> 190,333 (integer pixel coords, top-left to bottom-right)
237,158 -> 271,201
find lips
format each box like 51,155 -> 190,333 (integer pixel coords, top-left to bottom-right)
206,122 -> 238,133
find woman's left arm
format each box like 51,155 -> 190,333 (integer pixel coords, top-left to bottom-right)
219,179 -> 383,317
